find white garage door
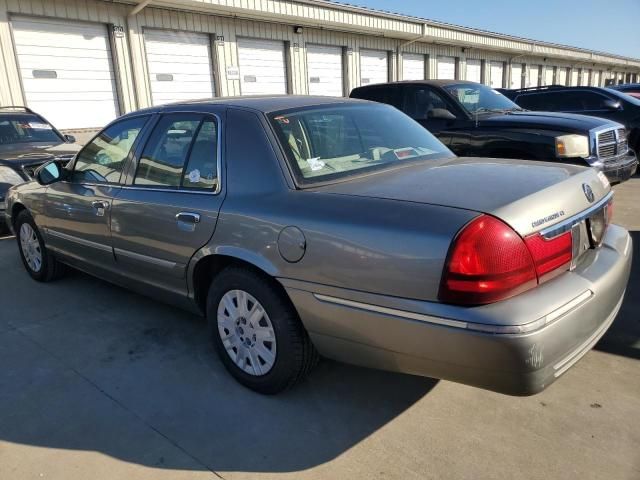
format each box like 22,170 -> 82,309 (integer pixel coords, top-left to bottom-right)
543,67 -> 554,86
437,56 -> 456,80
360,49 -> 388,86
12,16 -> 119,130
144,30 -> 215,106
465,59 -> 481,83
570,69 -> 579,86
526,65 -> 539,87
558,67 -> 568,85
402,53 -> 425,80
238,38 -> 287,95
581,70 -> 590,86
489,62 -> 504,88
306,45 -> 343,96
592,70 -> 601,87
510,64 -> 523,89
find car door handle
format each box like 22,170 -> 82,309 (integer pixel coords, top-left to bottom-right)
91,201 -> 109,217
175,212 -> 201,224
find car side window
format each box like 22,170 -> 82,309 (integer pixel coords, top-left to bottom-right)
402,87 -> 449,120
134,113 -> 219,190
580,92 -> 610,110
356,87 -> 390,104
73,117 -> 147,184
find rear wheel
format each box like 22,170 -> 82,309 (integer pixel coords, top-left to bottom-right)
206,266 -> 318,394
15,210 -> 65,282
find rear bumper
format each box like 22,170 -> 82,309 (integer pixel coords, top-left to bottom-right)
589,151 -> 638,183
282,224 -> 632,396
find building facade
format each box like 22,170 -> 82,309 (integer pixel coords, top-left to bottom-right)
1,0 -> 639,131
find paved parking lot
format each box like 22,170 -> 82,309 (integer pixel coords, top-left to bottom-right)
0,179 -> 638,480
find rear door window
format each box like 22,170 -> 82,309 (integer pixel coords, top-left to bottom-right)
402,87 -> 450,120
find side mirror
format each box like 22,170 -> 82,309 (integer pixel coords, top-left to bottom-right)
35,160 -> 63,185
428,108 -> 457,120
603,99 -> 621,110
64,134 -> 76,143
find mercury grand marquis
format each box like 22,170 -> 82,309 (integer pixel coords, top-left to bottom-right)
4,96 -> 632,395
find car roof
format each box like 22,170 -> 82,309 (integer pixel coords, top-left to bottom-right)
354,80 -> 477,89
122,95 -> 371,117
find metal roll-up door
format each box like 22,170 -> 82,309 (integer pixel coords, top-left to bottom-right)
402,53 -> 425,80
306,44 -> 343,96
489,62 -> 504,88
543,67 -> 554,86
592,70 -> 601,87
581,69 -> 591,86
465,59 -> 481,83
558,67 -> 568,85
12,16 -> 119,129
510,64 -> 523,89
238,38 -> 287,95
437,56 -> 456,79
144,30 -> 215,106
570,69 -> 579,86
526,65 -> 539,87
360,49 -> 388,86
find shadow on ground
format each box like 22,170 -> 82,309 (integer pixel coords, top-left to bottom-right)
0,236 -> 437,474
596,230 -> 640,360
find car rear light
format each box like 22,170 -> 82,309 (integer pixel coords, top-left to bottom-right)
524,231 -> 572,281
439,215 -> 538,305
440,215 -> 575,306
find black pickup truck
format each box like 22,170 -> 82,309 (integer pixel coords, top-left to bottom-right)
350,80 -> 638,184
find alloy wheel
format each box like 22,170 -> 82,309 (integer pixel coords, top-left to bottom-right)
19,223 -> 42,273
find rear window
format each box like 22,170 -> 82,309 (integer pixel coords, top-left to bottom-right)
0,113 -> 62,145
269,103 -> 453,185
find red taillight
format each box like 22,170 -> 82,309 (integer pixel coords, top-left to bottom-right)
439,215 -> 537,305
524,231 -> 572,281
440,215 -> 574,306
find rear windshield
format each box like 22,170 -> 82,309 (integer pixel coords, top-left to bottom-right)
268,103 -> 454,185
0,113 -> 62,145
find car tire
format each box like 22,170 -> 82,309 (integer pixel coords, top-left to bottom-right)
15,210 -> 65,282
206,266 -> 318,394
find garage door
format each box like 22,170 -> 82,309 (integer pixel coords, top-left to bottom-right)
592,70 -> 601,87
437,56 -> 456,80
12,16 -> 119,130
144,30 -> 215,106
360,49 -> 388,86
558,67 -> 568,85
465,59 -> 481,83
489,62 -> 504,88
543,67 -> 554,86
238,38 -> 287,95
581,70 -> 590,86
306,44 -> 343,96
526,65 -> 539,87
402,53 -> 425,80
570,69 -> 579,86
510,64 -> 523,89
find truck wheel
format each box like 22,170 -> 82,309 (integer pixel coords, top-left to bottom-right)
206,266 -> 318,394
15,210 -> 65,282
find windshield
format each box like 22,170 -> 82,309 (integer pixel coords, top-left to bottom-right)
269,103 -> 454,185
605,88 -> 640,107
443,83 -> 523,114
0,113 -> 63,145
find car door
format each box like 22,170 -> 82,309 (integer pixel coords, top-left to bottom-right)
43,115 -> 150,270
400,86 -> 459,138
574,91 -> 626,123
110,111 -> 224,297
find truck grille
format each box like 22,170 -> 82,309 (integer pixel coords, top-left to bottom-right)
597,128 -> 629,159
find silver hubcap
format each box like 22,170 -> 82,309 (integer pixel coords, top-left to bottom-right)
19,223 -> 42,273
217,289 -> 277,376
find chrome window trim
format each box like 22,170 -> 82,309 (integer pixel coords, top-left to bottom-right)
127,111 -> 223,196
539,191 -> 613,239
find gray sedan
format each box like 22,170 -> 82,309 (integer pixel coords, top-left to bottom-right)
4,97 -> 632,395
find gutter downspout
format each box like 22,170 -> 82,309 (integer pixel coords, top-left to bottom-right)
129,0 -> 153,17
397,23 -> 428,80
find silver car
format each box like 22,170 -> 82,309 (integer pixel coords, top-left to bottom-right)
4,97 -> 632,395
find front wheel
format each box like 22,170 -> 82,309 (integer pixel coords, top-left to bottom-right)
207,267 -> 318,394
15,210 -> 65,282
